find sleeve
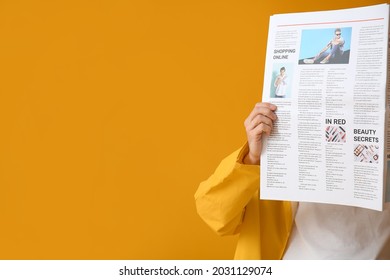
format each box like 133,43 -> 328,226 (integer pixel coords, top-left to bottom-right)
194,143 -> 260,236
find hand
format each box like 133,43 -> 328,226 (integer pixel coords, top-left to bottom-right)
243,102 -> 277,165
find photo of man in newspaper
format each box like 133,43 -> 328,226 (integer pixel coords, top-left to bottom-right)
270,63 -> 293,98
299,27 -> 352,64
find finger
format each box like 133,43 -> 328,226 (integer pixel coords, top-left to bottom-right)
246,103 -> 277,124
248,121 -> 273,139
255,102 -> 277,111
246,114 -> 274,132
253,122 -> 273,136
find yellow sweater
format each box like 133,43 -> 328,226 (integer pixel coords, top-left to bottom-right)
195,144 -> 293,259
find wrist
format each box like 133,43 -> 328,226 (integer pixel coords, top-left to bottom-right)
243,152 -> 260,165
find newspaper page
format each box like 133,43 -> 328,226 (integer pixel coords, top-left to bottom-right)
260,4 -> 389,211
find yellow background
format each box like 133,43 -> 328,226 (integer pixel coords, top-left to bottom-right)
0,0 -> 387,259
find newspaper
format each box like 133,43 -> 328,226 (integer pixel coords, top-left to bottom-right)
260,4 -> 389,211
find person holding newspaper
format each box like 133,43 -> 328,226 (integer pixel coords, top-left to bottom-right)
195,102 -> 390,259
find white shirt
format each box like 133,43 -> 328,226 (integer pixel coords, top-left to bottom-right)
282,202 -> 390,259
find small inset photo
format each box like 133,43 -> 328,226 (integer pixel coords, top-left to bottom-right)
270,63 -> 293,98
354,144 -> 379,163
325,125 -> 346,142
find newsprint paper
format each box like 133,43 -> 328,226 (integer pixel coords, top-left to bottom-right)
260,4 -> 389,211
